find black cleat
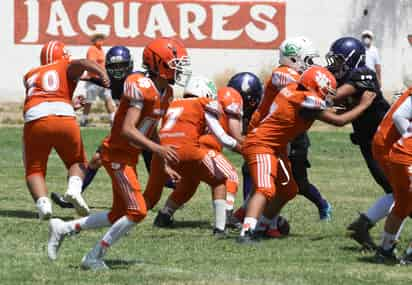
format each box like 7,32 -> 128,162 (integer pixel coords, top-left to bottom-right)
347,213 -> 376,250
153,211 -> 174,228
399,250 -> 412,265
213,228 -> 228,239
51,192 -> 74,209
375,246 -> 398,264
226,210 -> 242,229
236,230 -> 260,244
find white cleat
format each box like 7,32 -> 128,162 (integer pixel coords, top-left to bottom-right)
36,197 -> 52,220
64,192 -> 90,217
81,254 -> 109,271
48,218 -> 68,260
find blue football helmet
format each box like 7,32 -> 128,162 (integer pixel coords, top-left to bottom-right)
105,46 -> 133,80
326,37 -> 365,79
227,72 -> 263,121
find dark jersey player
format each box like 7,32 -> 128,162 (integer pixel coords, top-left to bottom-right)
326,37 -> 392,249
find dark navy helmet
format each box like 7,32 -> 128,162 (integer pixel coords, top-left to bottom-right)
227,72 -> 263,120
326,37 -> 365,79
105,46 -> 133,80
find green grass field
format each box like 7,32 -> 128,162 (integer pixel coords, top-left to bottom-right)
1,127 -> 411,284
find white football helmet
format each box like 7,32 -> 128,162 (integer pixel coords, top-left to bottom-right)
279,36 -> 320,73
183,75 -> 217,99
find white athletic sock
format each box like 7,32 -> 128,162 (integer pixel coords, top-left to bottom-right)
240,217 -> 258,236
213,199 -> 226,231
67,176 -> 83,195
365,194 -> 394,224
101,216 -> 136,247
36,197 -> 52,219
160,205 -> 176,217
381,231 -> 397,251
67,211 -> 111,233
226,193 -> 236,211
256,215 -> 271,231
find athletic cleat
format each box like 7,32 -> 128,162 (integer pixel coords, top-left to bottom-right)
81,254 -> 109,271
213,228 -> 228,239
226,210 -> 242,229
153,211 -> 174,228
319,202 -> 332,221
237,230 -> 260,244
265,228 -> 284,239
51,192 -> 74,209
64,191 -> 90,217
399,251 -> 412,265
374,246 -> 398,264
347,213 -> 376,250
47,218 -> 68,260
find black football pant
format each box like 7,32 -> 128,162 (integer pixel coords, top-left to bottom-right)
359,141 -> 392,194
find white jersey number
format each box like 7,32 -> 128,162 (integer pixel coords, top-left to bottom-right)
162,107 -> 184,131
25,70 -> 60,98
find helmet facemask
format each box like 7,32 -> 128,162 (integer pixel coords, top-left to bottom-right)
168,56 -> 192,87
107,61 -> 133,81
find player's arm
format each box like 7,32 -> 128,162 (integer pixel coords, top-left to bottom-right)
333,83 -> 357,105
67,59 -> 110,87
122,105 -> 178,164
392,96 -> 412,135
228,117 -> 244,144
315,91 -> 376,126
205,111 -> 241,153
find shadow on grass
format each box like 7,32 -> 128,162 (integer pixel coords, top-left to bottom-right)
0,209 -> 38,219
357,255 -> 398,266
168,220 -> 211,229
68,259 -> 145,271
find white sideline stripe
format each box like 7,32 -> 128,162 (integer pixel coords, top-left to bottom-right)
114,170 -> 138,210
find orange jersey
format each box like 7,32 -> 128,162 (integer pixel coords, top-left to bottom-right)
159,97 -> 219,160
86,45 -> 105,78
248,66 -> 299,132
373,88 -> 412,155
23,59 -> 75,115
101,73 -> 173,164
390,134 -> 412,165
199,87 -> 243,152
243,83 -> 327,155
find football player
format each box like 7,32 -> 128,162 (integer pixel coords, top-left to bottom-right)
151,77 -> 244,229
50,46 -> 134,208
47,37 -> 190,270
234,38 -> 332,238
325,37 -> 393,249
370,88 -> 412,263
23,40 -> 109,219
143,75 -> 242,236
238,66 -> 376,243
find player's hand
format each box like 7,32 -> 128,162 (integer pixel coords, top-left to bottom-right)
359,91 -> 376,107
155,145 -> 179,164
164,164 -> 181,184
73,95 -> 86,110
101,73 -> 111,88
233,142 -> 242,154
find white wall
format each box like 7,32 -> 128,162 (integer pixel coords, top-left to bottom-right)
1,0 -> 411,101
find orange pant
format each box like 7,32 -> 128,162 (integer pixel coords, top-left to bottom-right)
102,161 -> 147,223
244,152 -> 298,201
23,116 -> 87,178
388,162 -> 412,219
169,152 -> 238,206
144,150 -> 228,209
